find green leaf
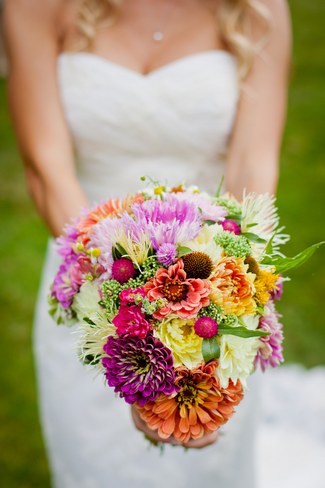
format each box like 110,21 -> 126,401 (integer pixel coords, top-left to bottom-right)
203,220 -> 217,226
215,176 -> 224,198
83,317 -> 96,326
112,246 -> 119,260
218,326 -> 270,338
241,232 -> 266,244
246,223 -> 258,228
226,214 -> 242,223
264,233 -> 276,256
115,243 -> 128,257
177,246 -> 193,257
262,241 -> 324,274
202,337 -> 220,362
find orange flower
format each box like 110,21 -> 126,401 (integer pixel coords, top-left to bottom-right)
135,361 -> 243,443
78,194 -> 143,244
145,259 -> 210,320
210,257 -> 256,316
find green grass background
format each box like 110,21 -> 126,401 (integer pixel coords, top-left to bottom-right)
0,1 -> 324,486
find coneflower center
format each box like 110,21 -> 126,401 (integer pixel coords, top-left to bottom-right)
162,280 -> 187,302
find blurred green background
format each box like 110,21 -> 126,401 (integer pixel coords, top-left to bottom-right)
0,0 -> 324,486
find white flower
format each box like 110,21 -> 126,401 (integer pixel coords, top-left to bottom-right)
73,282 -> 116,368
239,314 -> 260,330
216,334 -> 260,389
73,281 -> 102,321
184,223 -> 223,263
241,192 -> 289,260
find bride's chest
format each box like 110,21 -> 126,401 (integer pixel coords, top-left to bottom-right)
57,51 -> 239,158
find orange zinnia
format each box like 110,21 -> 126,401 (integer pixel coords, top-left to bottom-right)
210,256 -> 256,316
135,361 -> 243,443
77,193 -> 144,244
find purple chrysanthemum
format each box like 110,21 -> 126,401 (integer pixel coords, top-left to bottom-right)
157,243 -> 177,267
130,195 -> 202,250
221,219 -> 241,235
51,254 -> 83,308
102,333 -> 178,406
255,300 -> 284,371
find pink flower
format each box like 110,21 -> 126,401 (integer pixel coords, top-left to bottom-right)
112,258 -> 137,284
194,317 -> 218,338
144,259 -> 210,320
254,300 -> 284,371
221,219 -> 241,235
119,287 -> 146,304
112,304 -> 152,338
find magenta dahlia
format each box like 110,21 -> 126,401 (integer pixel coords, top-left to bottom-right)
102,333 -> 177,406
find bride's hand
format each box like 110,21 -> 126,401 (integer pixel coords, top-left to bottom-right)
131,405 -> 219,449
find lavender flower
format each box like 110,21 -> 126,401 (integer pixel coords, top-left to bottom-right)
87,217 -> 122,281
156,243 -> 177,266
131,195 -> 202,250
102,333 -> 178,406
173,191 -> 227,223
255,300 -> 284,371
56,222 -> 80,259
51,254 -> 82,308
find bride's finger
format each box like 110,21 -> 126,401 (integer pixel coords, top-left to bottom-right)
181,431 -> 219,449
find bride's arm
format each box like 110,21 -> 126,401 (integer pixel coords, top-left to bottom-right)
225,0 -> 292,198
3,0 -> 88,237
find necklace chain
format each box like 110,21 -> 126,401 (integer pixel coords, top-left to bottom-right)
151,1 -> 176,43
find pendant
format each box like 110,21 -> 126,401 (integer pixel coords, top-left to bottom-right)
153,31 -> 164,42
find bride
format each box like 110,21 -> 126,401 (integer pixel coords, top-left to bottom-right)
4,0 -> 291,486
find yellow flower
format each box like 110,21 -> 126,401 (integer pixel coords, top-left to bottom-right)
155,316 -> 203,369
254,269 -> 279,306
210,257 -> 256,316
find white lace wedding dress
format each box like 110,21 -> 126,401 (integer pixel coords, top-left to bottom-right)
33,51 -> 325,488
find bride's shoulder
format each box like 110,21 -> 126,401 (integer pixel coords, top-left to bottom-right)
3,0 -> 81,47
3,0 -> 80,33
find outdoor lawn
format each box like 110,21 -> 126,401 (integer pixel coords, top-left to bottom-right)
0,1 -> 324,486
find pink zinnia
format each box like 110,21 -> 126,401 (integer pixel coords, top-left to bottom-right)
144,259 -> 210,320
112,304 -> 152,338
255,300 -> 284,371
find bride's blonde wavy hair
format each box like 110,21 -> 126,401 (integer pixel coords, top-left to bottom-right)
76,0 -> 270,80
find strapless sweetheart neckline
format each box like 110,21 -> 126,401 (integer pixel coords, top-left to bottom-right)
58,49 -> 236,79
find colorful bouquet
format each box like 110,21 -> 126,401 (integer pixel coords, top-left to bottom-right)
49,182 -> 320,443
